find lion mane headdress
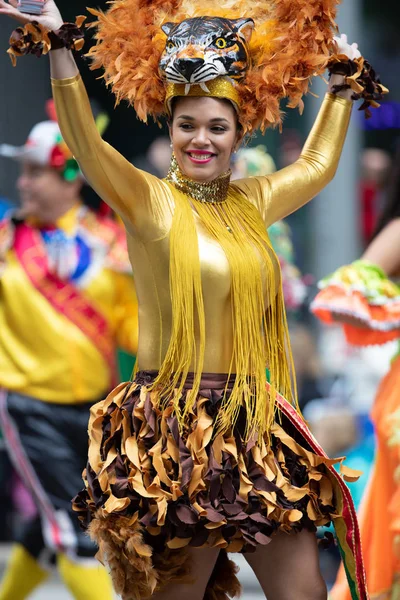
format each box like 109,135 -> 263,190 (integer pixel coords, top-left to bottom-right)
87,0 -> 341,134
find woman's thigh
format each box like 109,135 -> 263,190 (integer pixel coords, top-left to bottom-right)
149,546 -> 220,600
243,529 -> 327,600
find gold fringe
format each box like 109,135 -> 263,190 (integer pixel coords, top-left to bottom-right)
149,187 -> 297,442
150,189 -> 206,424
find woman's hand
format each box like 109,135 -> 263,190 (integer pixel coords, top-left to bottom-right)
327,34 -> 361,101
328,73 -> 353,100
0,0 -> 78,79
0,0 -> 63,30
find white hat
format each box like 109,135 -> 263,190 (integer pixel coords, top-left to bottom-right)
0,121 -> 62,166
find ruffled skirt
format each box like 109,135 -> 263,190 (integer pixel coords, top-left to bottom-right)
73,371 -> 355,599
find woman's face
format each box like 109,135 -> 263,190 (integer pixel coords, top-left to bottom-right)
170,96 -> 240,182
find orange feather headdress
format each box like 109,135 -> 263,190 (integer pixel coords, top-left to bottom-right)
87,0 -> 341,133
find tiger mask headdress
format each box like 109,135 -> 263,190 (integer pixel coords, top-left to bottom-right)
87,0 -> 342,131
159,16 -> 254,88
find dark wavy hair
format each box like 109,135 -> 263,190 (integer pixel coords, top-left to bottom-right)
372,148 -> 400,240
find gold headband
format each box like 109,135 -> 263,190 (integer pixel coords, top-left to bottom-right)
165,77 -> 240,116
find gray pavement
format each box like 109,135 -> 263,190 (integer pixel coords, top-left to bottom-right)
0,545 -> 265,599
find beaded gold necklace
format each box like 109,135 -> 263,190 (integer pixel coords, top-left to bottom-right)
166,154 -> 231,204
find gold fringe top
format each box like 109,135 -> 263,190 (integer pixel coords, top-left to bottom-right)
52,74 -> 351,437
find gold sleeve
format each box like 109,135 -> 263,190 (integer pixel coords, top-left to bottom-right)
51,75 -> 171,237
234,94 -> 352,227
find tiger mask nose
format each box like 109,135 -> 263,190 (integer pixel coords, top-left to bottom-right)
175,58 -> 204,80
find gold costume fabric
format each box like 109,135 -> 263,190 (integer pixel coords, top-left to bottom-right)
0,206 -> 138,403
52,75 -> 353,599
52,74 -> 351,377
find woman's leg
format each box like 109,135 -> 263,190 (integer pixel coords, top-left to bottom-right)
149,547 -> 220,600
244,529 -> 327,600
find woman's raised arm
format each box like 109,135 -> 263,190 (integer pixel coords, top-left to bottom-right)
264,76 -> 353,227
234,74 -> 353,228
0,0 -> 169,235
50,62 -> 165,234
362,219 -> 400,278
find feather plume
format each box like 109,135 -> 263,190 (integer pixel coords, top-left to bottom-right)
87,0 -> 341,131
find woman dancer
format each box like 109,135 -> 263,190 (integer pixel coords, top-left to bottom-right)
0,0 -> 386,598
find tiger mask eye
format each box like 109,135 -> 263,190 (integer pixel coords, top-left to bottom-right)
214,38 -> 228,49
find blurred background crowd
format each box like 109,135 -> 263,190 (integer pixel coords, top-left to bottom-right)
0,0 -> 400,596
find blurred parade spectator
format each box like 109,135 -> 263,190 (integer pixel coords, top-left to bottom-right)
0,107 -> 138,599
312,152 -> 400,599
0,197 -> 13,220
359,148 -> 392,245
278,130 -> 302,168
289,321 -> 325,411
134,135 -> 172,178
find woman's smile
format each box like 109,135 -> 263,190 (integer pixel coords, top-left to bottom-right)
185,149 -> 216,164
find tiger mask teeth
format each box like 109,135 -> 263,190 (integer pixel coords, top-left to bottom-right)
183,81 -> 218,95
199,82 -> 210,93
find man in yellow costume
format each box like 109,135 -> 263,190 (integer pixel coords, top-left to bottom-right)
0,112 -> 138,600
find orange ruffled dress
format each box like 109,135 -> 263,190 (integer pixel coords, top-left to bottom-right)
312,260 -> 400,600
